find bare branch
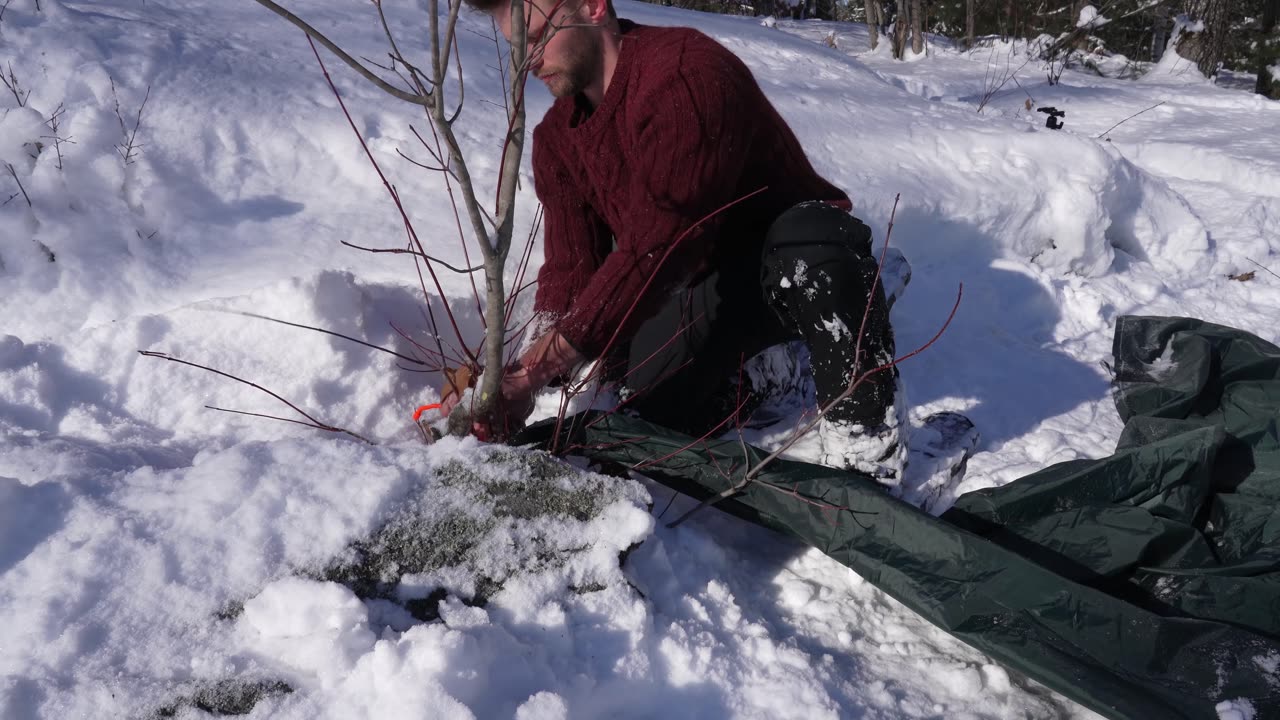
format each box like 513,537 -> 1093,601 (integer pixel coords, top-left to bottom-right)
2,61 -> 29,107
340,240 -> 484,274
247,0 -> 429,105
109,78 -> 152,165
1096,101 -> 1167,139
394,147 -> 447,173
41,103 -> 73,172
215,309 -> 433,365
4,163 -> 31,207
358,53 -> 420,96
139,350 -> 373,443
1248,258 -> 1280,282
205,405 -> 334,430
446,32 -> 466,125
308,38 -> 480,369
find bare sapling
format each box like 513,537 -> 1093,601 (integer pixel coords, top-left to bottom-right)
2,60 -> 28,106
245,0 -> 584,438
109,78 -> 151,165
976,43 -> 1033,113
41,103 -> 73,171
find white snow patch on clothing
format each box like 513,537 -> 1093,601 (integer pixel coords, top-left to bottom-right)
820,314 -> 851,342
1216,698 -> 1257,720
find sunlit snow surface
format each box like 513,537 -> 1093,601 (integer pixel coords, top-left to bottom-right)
2,0 -> 1278,717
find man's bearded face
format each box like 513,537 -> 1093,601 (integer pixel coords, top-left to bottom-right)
497,0 -> 602,99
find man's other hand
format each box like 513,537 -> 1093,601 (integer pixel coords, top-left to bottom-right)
444,329 -> 584,442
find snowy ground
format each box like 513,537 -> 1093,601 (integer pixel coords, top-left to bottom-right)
2,1 -> 1278,718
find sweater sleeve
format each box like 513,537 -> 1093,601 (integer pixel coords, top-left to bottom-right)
531,123 -> 612,327
554,46 -> 757,359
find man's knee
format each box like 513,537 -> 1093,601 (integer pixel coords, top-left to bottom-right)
762,201 -> 874,264
761,202 -> 880,306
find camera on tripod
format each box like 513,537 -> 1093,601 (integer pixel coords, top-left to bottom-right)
1037,106 -> 1066,130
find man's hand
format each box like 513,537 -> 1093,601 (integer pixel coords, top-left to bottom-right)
445,329 -> 584,441
439,366 -> 474,419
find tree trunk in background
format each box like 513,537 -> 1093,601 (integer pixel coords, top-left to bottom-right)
910,0 -> 924,54
1259,0 -> 1279,98
1151,3 -> 1170,61
1177,0 -> 1229,77
865,0 -> 881,50
966,0 -> 975,50
892,1 -> 910,58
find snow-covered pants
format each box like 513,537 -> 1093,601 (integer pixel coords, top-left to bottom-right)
623,201 -> 898,435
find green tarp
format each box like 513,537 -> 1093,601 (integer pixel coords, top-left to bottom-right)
524,316 -> 1280,719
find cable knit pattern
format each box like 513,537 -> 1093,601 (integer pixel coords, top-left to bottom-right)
532,20 -> 850,358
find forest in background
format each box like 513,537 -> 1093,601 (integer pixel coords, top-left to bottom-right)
644,0 -> 1280,97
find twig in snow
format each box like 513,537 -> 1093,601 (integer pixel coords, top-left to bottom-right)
1095,101 -> 1167,139
111,78 -> 151,163
5,163 -> 31,207
110,78 -> 151,165
0,0 -> 13,24
2,61 -> 28,107
1247,258 -> 1280,282
977,45 -> 1033,113
41,103 -> 74,171
139,350 -> 374,444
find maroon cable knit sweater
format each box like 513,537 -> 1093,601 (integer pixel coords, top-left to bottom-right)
531,20 -> 850,359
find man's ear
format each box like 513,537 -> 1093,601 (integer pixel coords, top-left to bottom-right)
581,0 -> 609,25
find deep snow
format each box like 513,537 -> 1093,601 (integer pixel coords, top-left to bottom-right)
2,0 -> 1278,718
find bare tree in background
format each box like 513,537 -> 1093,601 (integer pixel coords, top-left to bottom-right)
1150,2 -> 1171,60
891,0 -> 910,58
966,0 -> 976,50
910,0 -> 924,54
1259,0 -> 1279,98
864,0 -> 882,50
1176,0 -> 1229,76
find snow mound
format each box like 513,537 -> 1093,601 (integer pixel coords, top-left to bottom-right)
0,436 -> 651,718
1075,5 -> 1110,30
878,125 -> 1209,277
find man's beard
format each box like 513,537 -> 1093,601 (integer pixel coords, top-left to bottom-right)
541,30 -> 599,99
543,70 -> 587,98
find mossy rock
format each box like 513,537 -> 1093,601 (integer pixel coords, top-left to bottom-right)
150,679 -> 292,718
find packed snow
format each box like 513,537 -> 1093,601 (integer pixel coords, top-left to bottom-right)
2,0 -> 1278,718
1075,5 -> 1110,30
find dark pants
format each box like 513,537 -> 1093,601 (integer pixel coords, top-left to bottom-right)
624,202 -> 897,436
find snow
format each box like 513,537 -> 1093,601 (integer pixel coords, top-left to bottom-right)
1075,5 -> 1111,30
1216,698 -> 1257,720
2,1 -> 1279,718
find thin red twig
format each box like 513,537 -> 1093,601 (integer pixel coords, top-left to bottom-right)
308,37 -> 478,370
140,351 -> 373,444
